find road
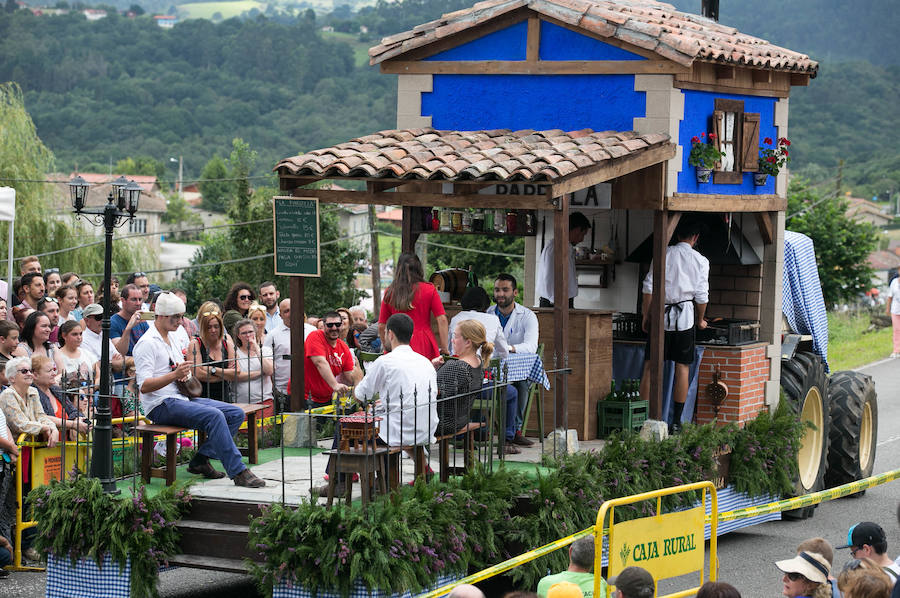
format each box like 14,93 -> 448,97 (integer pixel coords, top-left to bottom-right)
7,357 -> 900,597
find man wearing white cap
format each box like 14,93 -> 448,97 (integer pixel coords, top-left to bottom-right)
134,292 -> 265,488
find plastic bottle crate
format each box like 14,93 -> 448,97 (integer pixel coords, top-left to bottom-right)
597,399 -> 649,437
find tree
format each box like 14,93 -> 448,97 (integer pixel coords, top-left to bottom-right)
128,4 -> 144,15
786,177 -> 878,306
199,155 -> 229,212
114,156 -> 166,183
426,233 -> 526,291
0,83 -> 148,282
161,192 -> 202,227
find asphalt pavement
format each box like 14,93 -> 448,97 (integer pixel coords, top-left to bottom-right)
6,357 -> 900,598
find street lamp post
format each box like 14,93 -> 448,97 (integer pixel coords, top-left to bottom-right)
68,174 -> 141,493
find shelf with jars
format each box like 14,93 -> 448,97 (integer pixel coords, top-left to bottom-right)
411,207 -> 538,236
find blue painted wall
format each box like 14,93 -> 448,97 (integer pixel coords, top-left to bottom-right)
425,21 -> 527,61
539,22 -> 646,61
422,74 -> 645,132
677,89 -> 779,194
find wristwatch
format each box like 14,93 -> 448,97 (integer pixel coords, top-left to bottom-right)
210,366 -> 218,376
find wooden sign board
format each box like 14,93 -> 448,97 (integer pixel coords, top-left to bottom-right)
273,196 -> 321,277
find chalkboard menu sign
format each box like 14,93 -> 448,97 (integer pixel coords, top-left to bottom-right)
273,196 -> 321,277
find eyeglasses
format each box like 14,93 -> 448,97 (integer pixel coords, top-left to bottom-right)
324,322 -> 342,328
17,368 -> 32,375
849,546 -> 862,556
41,297 -> 58,304
45,268 -> 59,274
785,572 -> 806,582
238,294 -> 252,300
90,315 -> 103,321
132,272 -> 146,278
201,310 -> 220,317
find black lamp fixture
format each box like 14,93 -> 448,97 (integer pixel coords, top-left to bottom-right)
67,173 -> 141,494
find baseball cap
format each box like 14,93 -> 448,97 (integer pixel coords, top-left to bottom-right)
838,522 -> 886,550
546,581 -> 583,598
610,566 -> 654,598
775,551 -> 830,584
82,304 -> 103,317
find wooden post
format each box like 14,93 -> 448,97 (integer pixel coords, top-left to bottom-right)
289,276 -> 305,412
649,210 -> 668,420
553,195 -> 570,431
368,204 -> 381,316
401,206 -> 419,253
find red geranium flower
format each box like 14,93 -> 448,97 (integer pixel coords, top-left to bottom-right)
700,132 -> 705,137
691,136 -> 700,143
708,133 -> 717,139
767,156 -> 776,163
763,137 -> 773,145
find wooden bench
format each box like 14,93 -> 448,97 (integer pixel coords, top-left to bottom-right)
322,447 -> 390,507
137,423 -> 188,486
385,445 -> 429,489
436,421 -> 486,483
197,402 -> 270,466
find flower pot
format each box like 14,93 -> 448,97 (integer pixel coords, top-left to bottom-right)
695,168 -> 712,183
753,173 -> 769,186
46,553 -> 132,598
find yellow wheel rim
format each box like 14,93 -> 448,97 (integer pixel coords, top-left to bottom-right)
859,399 -> 874,471
798,386 -> 824,490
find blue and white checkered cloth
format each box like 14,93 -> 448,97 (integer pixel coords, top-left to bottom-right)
782,231 -> 829,371
274,572 -> 462,598
500,353 -> 551,389
46,553 -> 131,598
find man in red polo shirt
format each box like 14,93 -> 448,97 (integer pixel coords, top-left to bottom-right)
304,311 -> 361,404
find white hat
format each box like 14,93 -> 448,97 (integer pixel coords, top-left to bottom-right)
154,292 -> 185,316
775,551 -> 830,584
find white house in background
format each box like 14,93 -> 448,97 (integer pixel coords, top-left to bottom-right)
83,8 -> 107,20
49,173 -> 167,251
154,15 -> 177,28
845,194 -> 892,227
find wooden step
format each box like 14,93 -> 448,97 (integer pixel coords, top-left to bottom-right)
176,519 -> 260,562
167,554 -> 254,574
183,497 -> 265,525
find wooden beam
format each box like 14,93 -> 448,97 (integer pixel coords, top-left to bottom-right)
755,211 -> 775,245
279,176 -> 320,191
381,60 -> 690,75
289,276 -> 305,412
610,161 -> 666,210
553,194 -> 570,433
790,73 -> 810,86
305,188 -> 556,209
649,210 -> 668,421
551,143 -> 676,197
715,65 -> 735,80
526,17 -> 540,63
667,194 -> 786,212
401,206 -> 418,253
751,69 -> 772,84
665,212 -> 682,244
673,80 -> 790,99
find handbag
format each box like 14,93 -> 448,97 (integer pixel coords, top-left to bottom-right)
169,358 -> 203,398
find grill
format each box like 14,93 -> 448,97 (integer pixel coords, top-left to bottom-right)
697,319 -> 760,346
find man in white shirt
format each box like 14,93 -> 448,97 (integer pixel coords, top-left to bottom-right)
264,298 -> 292,396
80,303 -> 124,373
535,212 -> 591,308
488,273 -> 540,446
448,287 -> 509,360
639,220 -> 709,433
134,292 -> 265,488
259,281 -> 281,333
312,313 -> 437,497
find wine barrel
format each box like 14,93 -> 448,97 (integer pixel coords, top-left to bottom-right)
429,268 -> 474,301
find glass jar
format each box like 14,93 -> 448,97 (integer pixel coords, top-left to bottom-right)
462,209 -> 473,232
472,209 -> 484,232
451,210 -> 463,232
439,207 -> 451,232
506,210 -> 517,235
494,209 -> 506,233
432,209 -> 440,231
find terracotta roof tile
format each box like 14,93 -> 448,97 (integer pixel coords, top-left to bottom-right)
275,128 -> 671,183
369,0 -> 817,75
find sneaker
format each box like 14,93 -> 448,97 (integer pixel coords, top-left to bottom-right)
669,422 -> 683,435
187,460 -> 226,480
512,431 -> 535,447
233,469 -> 266,488
500,443 -> 521,455
0,568 -> 9,578
310,483 -> 345,498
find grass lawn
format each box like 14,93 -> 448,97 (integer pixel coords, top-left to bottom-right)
827,310 -> 892,371
178,1 -> 266,19
320,30 -> 371,66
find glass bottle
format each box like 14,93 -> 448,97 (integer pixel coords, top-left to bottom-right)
462,209 -> 473,232
506,210 -> 517,235
472,209 -> 484,232
484,208 -> 494,231
432,209 -> 440,231
494,209 -> 506,233
439,207 -> 451,232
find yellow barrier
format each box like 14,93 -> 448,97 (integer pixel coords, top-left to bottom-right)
596,482 -> 716,598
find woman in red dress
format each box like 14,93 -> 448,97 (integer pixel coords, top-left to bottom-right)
379,253 -> 448,359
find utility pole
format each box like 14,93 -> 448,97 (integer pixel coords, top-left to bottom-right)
368,205 -> 381,316
836,159 -> 844,196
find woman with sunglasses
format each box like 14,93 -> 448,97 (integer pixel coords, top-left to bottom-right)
0,356 -> 59,447
188,302 -> 247,403
776,551 -> 830,598
19,311 -> 64,382
31,354 -> 89,439
73,280 -> 95,321
248,303 -> 268,346
231,318 -> 274,417
223,282 -> 255,334
55,285 -> 79,322
43,269 -> 62,296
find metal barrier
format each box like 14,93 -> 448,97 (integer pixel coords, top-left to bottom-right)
596,481 -> 716,598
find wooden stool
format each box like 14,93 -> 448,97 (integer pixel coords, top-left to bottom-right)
323,447 -> 390,507
136,423 -> 188,486
385,445 -> 429,490
436,421 -> 485,482
197,402 -> 270,465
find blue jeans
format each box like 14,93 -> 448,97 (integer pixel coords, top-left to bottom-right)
0,546 -> 10,568
482,383 -> 520,441
148,398 -> 246,478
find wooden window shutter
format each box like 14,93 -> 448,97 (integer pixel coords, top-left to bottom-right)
712,110 -> 724,170
741,113 -> 760,172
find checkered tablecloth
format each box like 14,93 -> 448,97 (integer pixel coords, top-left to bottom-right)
274,572 -> 461,598
46,553 -> 131,598
783,230 -> 829,371
499,353 -> 551,389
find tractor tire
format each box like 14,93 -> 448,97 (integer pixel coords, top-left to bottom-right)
780,351 -> 829,520
824,371 -> 877,492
